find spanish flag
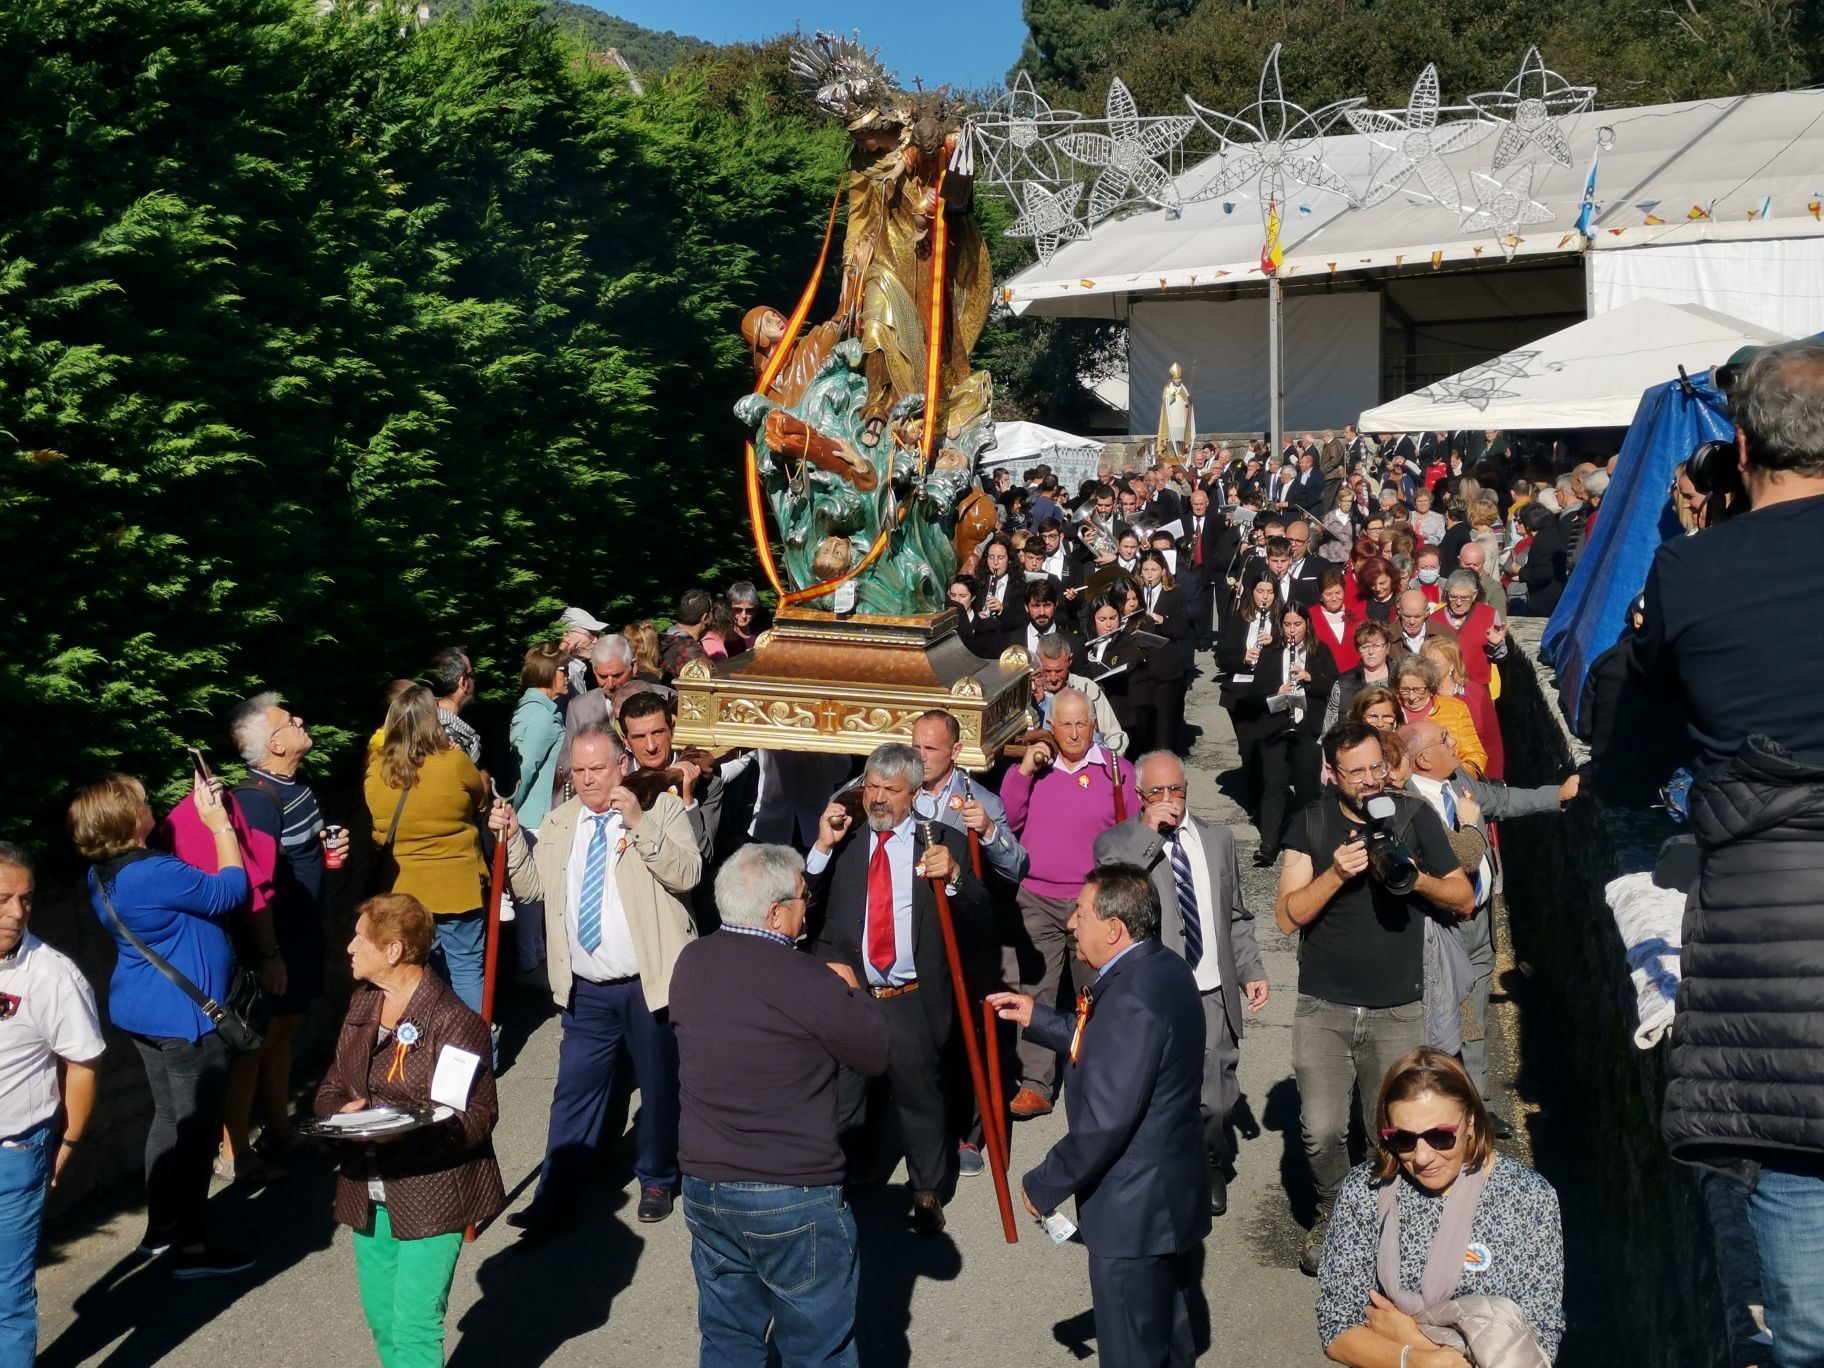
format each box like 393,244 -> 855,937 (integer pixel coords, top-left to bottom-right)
1643,212 -> 1665,225
1687,204 -> 1710,221
1261,197 -> 1284,277
1811,201 -> 1822,221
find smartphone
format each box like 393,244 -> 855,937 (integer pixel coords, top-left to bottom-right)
185,746 -> 215,784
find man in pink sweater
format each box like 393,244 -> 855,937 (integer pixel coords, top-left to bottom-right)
1000,690 -> 1140,1117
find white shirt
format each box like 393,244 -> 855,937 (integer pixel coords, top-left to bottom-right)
0,933 -> 106,1137
804,817 -> 917,987
1043,548 -> 1068,578
1409,776 -> 1493,903
565,808 -> 640,981
1055,742 -> 1108,777
1145,585 -> 1161,613
1168,823 -> 1224,994
1318,606 -> 1347,641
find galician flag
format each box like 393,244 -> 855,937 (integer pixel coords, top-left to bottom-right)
1261,197 -> 1284,276
1575,153 -> 1600,238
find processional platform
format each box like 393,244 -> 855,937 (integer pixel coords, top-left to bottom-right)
672,607 -> 1032,768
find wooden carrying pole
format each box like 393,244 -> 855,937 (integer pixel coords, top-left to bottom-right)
980,998 -> 1011,1179
480,834 -> 507,1027
920,823 -> 1018,1243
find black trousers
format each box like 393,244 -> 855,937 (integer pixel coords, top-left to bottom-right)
1256,727 -> 1322,853
132,1031 -> 230,1248
837,989 -> 948,1194
1087,1247 -> 1198,1367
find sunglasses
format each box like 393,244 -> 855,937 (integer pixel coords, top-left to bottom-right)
1380,1123 -> 1460,1155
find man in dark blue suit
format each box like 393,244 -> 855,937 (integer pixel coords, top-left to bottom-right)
989,865 -> 1209,1367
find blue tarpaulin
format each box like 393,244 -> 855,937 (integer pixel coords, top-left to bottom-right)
1540,372 -> 1733,728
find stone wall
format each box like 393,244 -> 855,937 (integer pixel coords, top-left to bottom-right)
1500,618 -> 1729,1366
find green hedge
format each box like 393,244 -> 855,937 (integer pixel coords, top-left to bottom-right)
0,0 -> 845,857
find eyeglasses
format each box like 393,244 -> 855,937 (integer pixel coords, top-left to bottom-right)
1411,732 -> 1456,757
1397,685 -> 1432,700
266,715 -> 301,744
1140,783 -> 1188,800
1380,1123 -> 1461,1155
1335,761 -> 1390,783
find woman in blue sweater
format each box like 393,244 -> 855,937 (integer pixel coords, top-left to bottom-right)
71,773 -> 255,1278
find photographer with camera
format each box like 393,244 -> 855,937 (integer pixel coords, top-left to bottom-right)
1632,339 -> 1824,1367
1273,721 -> 1474,1277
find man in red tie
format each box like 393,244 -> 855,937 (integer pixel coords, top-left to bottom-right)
807,743 -> 991,1235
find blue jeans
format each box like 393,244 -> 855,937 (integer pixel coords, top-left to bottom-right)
0,1120 -> 52,1368
1745,1164 -> 1824,1367
682,1178 -> 859,1368
430,910 -> 486,1016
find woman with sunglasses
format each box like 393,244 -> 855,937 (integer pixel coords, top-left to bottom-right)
1316,1049 -> 1563,1365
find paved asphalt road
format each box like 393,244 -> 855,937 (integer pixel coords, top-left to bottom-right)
36,673 -> 1524,1367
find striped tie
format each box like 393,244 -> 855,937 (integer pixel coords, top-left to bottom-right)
577,813 -> 611,954
1168,830 -> 1203,970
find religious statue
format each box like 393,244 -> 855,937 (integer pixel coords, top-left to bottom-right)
734,33 -> 999,617
1157,362 -> 1195,455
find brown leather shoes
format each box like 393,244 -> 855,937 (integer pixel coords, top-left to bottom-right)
1010,1087 -> 1054,1119
910,1192 -> 946,1237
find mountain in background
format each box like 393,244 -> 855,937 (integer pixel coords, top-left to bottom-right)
426,1 -> 708,69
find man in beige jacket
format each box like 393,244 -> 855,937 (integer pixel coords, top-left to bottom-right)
488,722 -> 702,1231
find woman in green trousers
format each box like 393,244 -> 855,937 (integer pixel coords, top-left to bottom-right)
316,894 -> 504,1366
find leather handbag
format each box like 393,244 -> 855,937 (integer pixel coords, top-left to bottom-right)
95,877 -> 269,1054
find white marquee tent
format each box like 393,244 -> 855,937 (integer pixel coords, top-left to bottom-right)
1357,299 -> 1788,431
1003,88 -> 1824,433
986,420 -> 1106,485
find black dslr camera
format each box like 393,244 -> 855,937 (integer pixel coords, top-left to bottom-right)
1685,438 -> 1745,526
1362,795 -> 1419,895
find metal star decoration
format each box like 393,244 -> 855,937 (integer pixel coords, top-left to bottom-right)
1459,164 -> 1555,259
1467,48 -> 1595,170
1184,45 -> 1364,212
967,71 -> 1083,195
1005,181 -> 1089,264
1056,77 -> 1195,223
1344,64 -> 1494,210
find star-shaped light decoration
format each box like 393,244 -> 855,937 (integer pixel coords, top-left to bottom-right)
1466,48 -> 1595,170
1184,45 -> 1364,215
1056,77 -> 1195,223
1459,164 -> 1556,260
1345,64 -> 1493,210
1427,350 -> 1542,410
966,71 -> 1083,197
1005,181 -> 1089,264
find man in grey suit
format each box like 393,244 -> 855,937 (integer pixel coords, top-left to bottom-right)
1094,751 -> 1268,1215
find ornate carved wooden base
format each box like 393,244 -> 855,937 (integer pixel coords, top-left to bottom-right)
673,607 -> 1032,768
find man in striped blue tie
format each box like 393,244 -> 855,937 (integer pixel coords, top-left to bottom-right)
489,723 -> 703,1236
1093,752 -> 1269,1217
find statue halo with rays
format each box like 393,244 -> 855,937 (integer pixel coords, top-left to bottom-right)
1183,45 -> 1364,214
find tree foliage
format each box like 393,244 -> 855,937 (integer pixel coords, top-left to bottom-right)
0,0 -> 845,856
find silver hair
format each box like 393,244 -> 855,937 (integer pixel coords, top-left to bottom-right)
1036,631 -> 1074,662
864,742 -> 924,791
1582,468 -> 1611,498
590,633 -> 634,666
0,840 -> 32,878
713,844 -> 803,930
726,581 -> 761,607
1735,340 -> 1824,477
228,690 -> 284,765
1445,569 -> 1482,596
1554,473 -> 1578,500
570,722 -> 625,764
1395,653 -> 1443,692
1050,686 -> 1092,721
1133,750 -> 1184,782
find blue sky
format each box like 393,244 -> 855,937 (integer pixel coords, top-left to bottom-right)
583,1 -> 1030,91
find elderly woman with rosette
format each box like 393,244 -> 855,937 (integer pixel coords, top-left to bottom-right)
315,894 -> 504,1368
1317,1049 -> 1563,1366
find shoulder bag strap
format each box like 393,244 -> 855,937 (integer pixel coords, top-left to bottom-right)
381,787 -> 409,849
93,873 -> 227,1024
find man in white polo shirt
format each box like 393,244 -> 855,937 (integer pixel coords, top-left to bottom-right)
0,840 -> 106,1363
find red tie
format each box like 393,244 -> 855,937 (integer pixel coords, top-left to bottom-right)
867,832 -> 896,976
1192,521 -> 1204,566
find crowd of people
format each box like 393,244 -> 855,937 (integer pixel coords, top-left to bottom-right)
39,373 -> 1824,1368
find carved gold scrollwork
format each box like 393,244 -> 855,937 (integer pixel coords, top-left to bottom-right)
679,658 -> 714,682
839,706 -> 921,736
722,697 -> 818,730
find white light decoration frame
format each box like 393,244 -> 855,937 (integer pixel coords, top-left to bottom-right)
1183,46 -> 1364,212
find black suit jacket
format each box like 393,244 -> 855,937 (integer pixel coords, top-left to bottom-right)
809,822 -> 990,1039
1022,938 -> 1210,1257
1135,585 -> 1189,681
1242,640 -> 1338,738
1289,467 -> 1326,513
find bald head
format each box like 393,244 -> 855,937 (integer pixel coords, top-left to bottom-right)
1457,542 -> 1486,573
1396,720 -> 1453,777
1397,590 -> 1431,628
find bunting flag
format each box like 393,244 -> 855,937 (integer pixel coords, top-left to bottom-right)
1643,212 -> 1665,225
1430,250 -> 1443,270
1395,254 -> 1405,267
1557,234 -> 1575,249
1750,195 -> 1772,221
1811,201 -> 1821,221
1687,204 -> 1710,220
1261,196 -> 1284,276
1636,200 -> 1661,215
1326,261 -> 1337,274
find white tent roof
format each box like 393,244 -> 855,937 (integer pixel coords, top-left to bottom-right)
1358,299 -> 1787,430
986,420 -> 1104,463
1006,88 -> 1824,318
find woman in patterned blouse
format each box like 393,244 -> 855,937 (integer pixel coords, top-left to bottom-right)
1317,1049 -> 1563,1365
